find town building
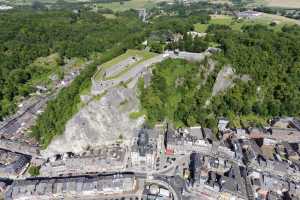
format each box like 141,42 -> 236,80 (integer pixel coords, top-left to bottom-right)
237,11 -> 262,19
5,174 -> 137,200
187,31 -> 207,38
268,128 -> 300,143
189,152 -> 203,185
0,5 -> 13,10
0,138 -> 39,156
164,128 -> 211,155
207,156 -> 231,174
249,171 -> 300,200
0,149 -> 31,179
241,139 -> 266,164
131,128 -> 158,169
143,183 -> 173,200
218,118 -> 229,132
220,164 -> 248,199
40,146 -> 127,177
271,117 -> 300,131
178,0 -> 203,6
202,128 -> 214,143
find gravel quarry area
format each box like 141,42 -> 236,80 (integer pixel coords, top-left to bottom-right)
212,65 -> 236,96
212,65 -> 251,96
43,87 -> 144,157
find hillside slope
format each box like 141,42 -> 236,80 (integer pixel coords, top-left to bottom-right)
140,25 -> 300,129
44,87 -> 144,156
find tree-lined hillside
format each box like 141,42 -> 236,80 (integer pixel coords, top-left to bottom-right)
0,10 -> 144,120
211,25 -> 300,121
140,25 -> 300,129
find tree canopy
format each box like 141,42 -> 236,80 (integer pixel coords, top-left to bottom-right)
0,9 -> 144,120
140,25 -> 300,129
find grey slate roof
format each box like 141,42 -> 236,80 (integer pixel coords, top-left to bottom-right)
5,174 -> 136,200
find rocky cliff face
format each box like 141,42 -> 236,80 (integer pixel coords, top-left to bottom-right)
43,87 -> 144,157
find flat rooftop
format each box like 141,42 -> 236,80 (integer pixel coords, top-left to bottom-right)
40,146 -> 127,176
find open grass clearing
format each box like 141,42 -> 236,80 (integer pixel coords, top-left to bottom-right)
261,13 -> 300,25
194,15 -> 235,32
102,14 -> 116,19
96,0 -> 172,12
194,13 -> 299,32
264,0 -> 300,8
129,111 -> 144,119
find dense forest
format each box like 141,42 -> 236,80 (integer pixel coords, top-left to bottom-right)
139,58 -> 218,128
167,33 -> 209,53
211,25 -> 300,122
140,24 -> 300,130
0,10 -> 144,120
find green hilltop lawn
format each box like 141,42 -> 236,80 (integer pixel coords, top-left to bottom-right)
94,49 -> 156,81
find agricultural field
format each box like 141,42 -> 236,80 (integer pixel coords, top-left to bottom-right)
96,0 -> 171,11
194,13 -> 300,32
94,49 -> 156,81
195,15 -> 232,32
246,0 -> 300,8
1,0 -> 173,11
263,0 -> 300,8
0,0 -> 79,6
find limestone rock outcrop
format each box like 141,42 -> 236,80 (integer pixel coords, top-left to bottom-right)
43,87 -> 144,157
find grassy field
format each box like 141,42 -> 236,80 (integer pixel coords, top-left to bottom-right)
264,0 -> 300,8
96,0 -> 171,11
5,0 -> 300,9
102,13 -> 116,19
195,15 -> 232,32
2,0 -> 171,9
195,14 -> 299,32
245,0 -> 300,8
94,49 -> 156,81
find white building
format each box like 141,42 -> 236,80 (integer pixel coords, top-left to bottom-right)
0,5 -> 13,11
